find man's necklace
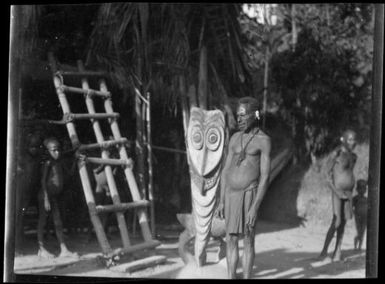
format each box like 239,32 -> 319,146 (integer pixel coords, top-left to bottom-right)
236,128 -> 259,167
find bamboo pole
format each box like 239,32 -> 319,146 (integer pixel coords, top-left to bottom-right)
179,75 -> 190,134
188,84 -> 198,108
96,200 -> 149,214
100,79 -> 153,242
61,85 -> 111,98
152,145 -> 186,155
78,60 -> 131,249
366,3 -> 383,278
142,94 -> 149,202
47,52 -> 112,254
146,92 -> 155,238
67,112 -> 120,120
57,70 -> 108,77
135,91 -> 147,203
84,157 -> 132,167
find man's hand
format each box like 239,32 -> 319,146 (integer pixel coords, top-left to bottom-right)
44,198 -> 51,211
329,183 -> 348,199
216,202 -> 225,219
246,209 -> 258,233
340,192 -> 348,199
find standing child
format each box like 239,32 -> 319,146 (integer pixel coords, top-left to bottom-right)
353,179 -> 368,251
37,137 -> 78,258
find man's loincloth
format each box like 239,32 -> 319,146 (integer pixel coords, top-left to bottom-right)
225,184 -> 257,235
342,198 -> 353,220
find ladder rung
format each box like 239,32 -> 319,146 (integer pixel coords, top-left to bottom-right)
78,138 -> 129,151
57,70 -> 108,77
110,240 -> 161,257
69,113 -> 120,120
61,85 -> 111,98
95,201 -> 150,214
85,157 -> 132,167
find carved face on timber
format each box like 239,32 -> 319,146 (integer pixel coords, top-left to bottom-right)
187,107 -> 225,195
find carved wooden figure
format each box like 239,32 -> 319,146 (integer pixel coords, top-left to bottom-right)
185,107 -> 226,266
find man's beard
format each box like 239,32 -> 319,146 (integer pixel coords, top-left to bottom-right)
240,120 -> 258,133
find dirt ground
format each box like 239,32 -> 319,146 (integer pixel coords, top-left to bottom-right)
13,218 -> 366,280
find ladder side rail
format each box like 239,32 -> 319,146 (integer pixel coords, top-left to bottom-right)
77,60 -> 131,249
48,52 -> 112,254
99,79 -> 153,242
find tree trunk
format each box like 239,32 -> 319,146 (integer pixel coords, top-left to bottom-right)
325,4 -> 330,27
198,45 -> 208,110
291,114 -> 298,165
291,4 -> 297,51
262,46 -> 269,130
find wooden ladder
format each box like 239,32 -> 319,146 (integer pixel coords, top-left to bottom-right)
47,52 -> 160,261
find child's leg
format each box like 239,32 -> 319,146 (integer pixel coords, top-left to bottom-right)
354,217 -> 359,250
354,215 -> 362,250
51,198 -> 77,257
37,193 -> 54,258
358,217 -> 367,250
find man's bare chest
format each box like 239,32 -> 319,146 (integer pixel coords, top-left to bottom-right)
232,133 -> 261,156
335,151 -> 355,170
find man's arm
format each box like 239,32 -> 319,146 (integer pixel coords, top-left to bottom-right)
217,134 -> 236,218
41,161 -> 51,211
249,135 -> 271,214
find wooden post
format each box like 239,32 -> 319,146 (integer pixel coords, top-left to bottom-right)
188,84 -> 198,108
366,3 -> 383,278
135,93 -> 147,201
179,75 -> 190,137
4,6 -> 21,281
262,45 -> 269,130
146,92 -> 155,238
142,94 -> 149,200
198,46 -> 208,110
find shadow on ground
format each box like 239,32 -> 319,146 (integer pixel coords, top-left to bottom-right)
259,162 -> 308,231
138,246 -> 365,279
251,248 -> 365,279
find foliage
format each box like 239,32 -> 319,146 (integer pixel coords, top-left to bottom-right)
85,3 -> 251,113
18,3 -> 374,161
269,4 -> 374,159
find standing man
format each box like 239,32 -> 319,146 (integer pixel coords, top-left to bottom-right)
217,96 -> 271,279
318,129 -> 357,261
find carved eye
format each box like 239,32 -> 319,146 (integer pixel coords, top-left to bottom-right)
206,127 -> 221,151
190,127 -> 203,150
